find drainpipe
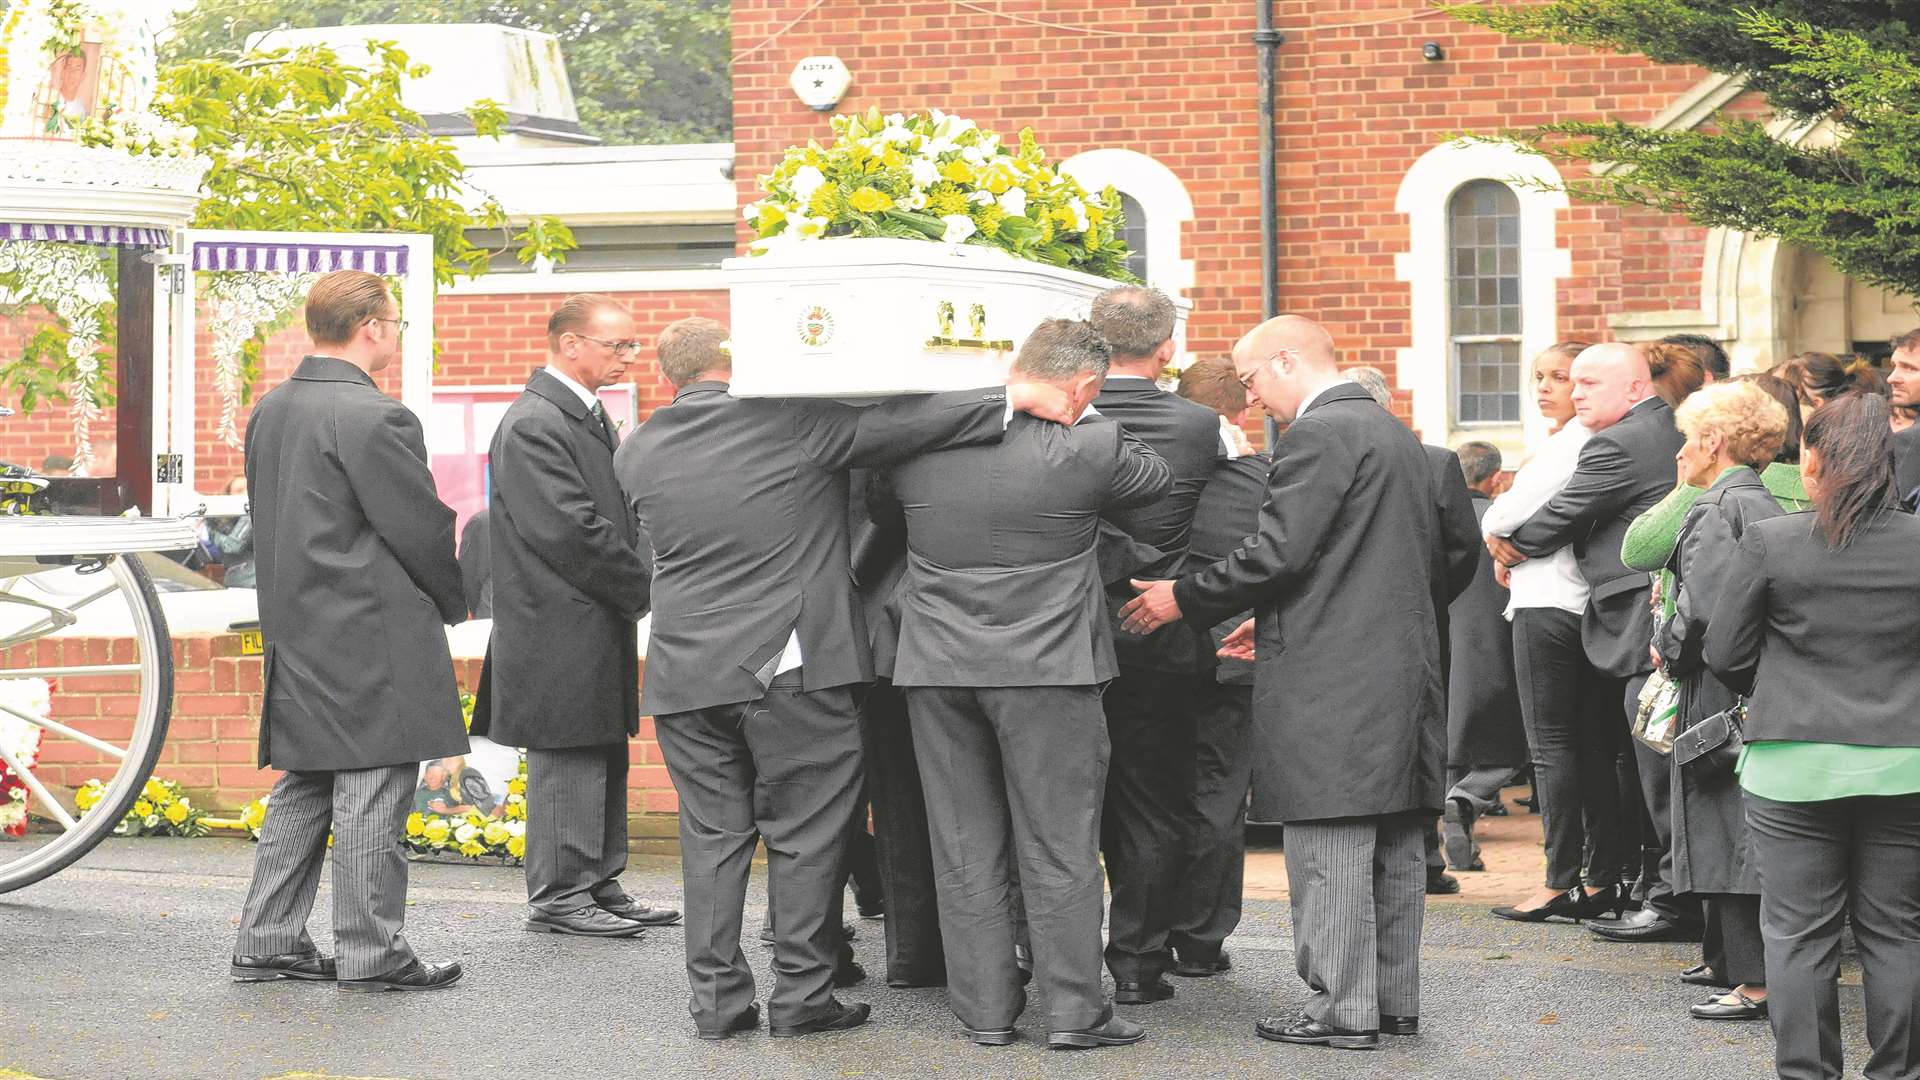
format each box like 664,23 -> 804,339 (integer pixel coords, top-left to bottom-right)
1254,3 -> 1284,447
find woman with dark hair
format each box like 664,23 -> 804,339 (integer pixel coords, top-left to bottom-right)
1706,392 -> 1920,1080
1790,351 -> 1875,422
1646,342 -> 1706,408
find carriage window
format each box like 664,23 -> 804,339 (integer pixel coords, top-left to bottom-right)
1117,191 -> 1149,285
1448,180 -> 1523,425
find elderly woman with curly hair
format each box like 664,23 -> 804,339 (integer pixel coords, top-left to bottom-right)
1653,380 -> 1791,1024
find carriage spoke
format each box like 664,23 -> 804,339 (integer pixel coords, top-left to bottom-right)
3,663 -> 142,679
0,700 -> 126,759
0,736 -> 76,832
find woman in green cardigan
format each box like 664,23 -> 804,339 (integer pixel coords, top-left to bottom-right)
1705,392 -> 1920,1080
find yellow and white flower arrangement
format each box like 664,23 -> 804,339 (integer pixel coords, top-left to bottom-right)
744,107 -> 1138,282
75,775 -> 211,837
75,106 -> 197,159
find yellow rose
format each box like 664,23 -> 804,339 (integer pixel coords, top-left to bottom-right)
458,840 -> 485,858
507,835 -> 526,859
74,784 -> 100,812
506,777 -> 526,796
421,818 -> 451,845
132,800 -> 152,817
848,187 -> 893,214
754,204 -> 787,234
940,159 -> 975,184
143,779 -> 168,803
483,821 -> 510,846
164,802 -> 189,826
505,802 -> 525,822
405,812 -> 425,837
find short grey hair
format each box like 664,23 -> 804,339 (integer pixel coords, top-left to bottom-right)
1457,441 -> 1503,488
657,316 -> 730,388
1088,286 -> 1175,359
1013,318 -> 1111,380
1347,365 -> 1393,409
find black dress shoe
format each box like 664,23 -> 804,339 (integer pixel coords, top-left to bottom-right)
230,950 -> 336,982
834,959 -> 867,987
1679,963 -> 1728,988
1172,951 -> 1232,978
1255,1016 -> 1379,1050
1483,800 -> 1510,817
855,897 -> 885,919
1690,991 -> 1768,1021
1426,869 -> 1461,895
1113,977 -> 1176,1005
769,999 -> 871,1037
525,907 -> 646,938
1380,1014 -> 1419,1035
1490,885 -> 1618,924
962,1024 -> 1017,1046
596,895 -> 682,926
696,1004 -> 760,1041
338,958 -> 462,993
1048,1009 -> 1146,1049
1586,907 -> 1702,943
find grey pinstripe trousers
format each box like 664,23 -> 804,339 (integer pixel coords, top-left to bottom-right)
233,764 -> 418,980
1283,814 -> 1427,1031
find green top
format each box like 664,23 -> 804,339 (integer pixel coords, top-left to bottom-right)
1760,462 -> 1813,512
1740,741 -> 1920,801
1621,464 -> 1811,621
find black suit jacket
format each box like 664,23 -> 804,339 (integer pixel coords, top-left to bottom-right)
1511,396 -> 1684,677
458,508 -> 492,619
617,381 -> 1010,716
473,369 -> 651,749
1707,508 -> 1920,747
874,412 -> 1171,687
1185,452 -> 1270,686
1092,377 -> 1223,673
1894,424 -> 1920,509
245,355 -> 468,771
1174,383 -> 1446,822
1449,495 -> 1526,766
1426,444 -> 1482,655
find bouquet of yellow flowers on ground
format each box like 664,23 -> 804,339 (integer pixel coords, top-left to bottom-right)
76,776 -> 211,838
401,756 -> 527,864
744,107 -> 1138,282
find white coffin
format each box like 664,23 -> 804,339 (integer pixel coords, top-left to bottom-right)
722,237 -> 1188,397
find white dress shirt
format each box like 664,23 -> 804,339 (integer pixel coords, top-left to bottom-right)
1482,420 -> 1594,618
541,364 -> 601,411
1295,378 -> 1356,419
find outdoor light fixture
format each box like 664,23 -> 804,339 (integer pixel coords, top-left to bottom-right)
1423,42 -> 1446,61
790,56 -> 852,111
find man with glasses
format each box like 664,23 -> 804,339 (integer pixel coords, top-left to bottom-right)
471,293 -> 678,940
1122,316 -> 1446,1050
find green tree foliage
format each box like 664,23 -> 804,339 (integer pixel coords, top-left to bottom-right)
1447,2 -> 1920,296
160,0 -> 731,145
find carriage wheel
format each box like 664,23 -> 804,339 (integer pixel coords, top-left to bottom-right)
0,553 -> 172,893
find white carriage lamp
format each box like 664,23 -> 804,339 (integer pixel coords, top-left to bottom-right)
790,56 -> 852,111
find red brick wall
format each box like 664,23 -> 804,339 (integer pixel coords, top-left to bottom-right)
19,634 -> 681,827
731,0 -> 1743,398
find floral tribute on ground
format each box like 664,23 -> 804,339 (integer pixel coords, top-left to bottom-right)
743,107 -> 1137,281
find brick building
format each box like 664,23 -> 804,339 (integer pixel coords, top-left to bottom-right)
6,4 -> 1916,826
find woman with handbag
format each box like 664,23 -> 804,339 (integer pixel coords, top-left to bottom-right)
1706,391 -> 1920,1080
1653,380 -> 1789,1023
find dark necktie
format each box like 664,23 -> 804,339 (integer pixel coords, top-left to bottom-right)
590,400 -> 617,449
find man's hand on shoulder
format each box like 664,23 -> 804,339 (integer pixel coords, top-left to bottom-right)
1007,381 -> 1075,425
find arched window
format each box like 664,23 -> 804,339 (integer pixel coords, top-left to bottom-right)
1447,180 -> 1523,425
1117,191 -> 1149,284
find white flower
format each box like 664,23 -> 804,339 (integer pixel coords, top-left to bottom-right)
790,165 -> 827,202
742,200 -> 762,223
941,215 -> 977,244
1068,198 -> 1089,232
879,124 -> 913,145
969,189 -> 994,206
507,821 -> 526,838
794,214 -> 829,239
923,136 -> 957,158
909,156 -> 939,189
885,112 -> 905,128
997,188 -> 1028,217
960,145 -> 987,166
907,190 -> 929,210
454,822 -> 480,845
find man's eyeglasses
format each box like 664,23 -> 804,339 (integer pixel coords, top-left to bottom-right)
573,333 -> 644,357
1237,349 -> 1292,390
370,316 -> 409,334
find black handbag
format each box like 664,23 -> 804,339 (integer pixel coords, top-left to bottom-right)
1674,701 -> 1745,776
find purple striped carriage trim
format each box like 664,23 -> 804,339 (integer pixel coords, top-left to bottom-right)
0,221 -> 170,247
190,241 -> 410,275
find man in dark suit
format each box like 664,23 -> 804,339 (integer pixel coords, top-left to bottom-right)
471,294 -> 674,940
1487,342 -> 1692,942
616,317 -> 1074,1041
232,270 -> 466,992
1085,285 -> 1224,1004
1442,442 -> 1528,870
1348,365 -> 1481,893
1887,329 -> 1920,507
1124,316 -> 1446,1050
458,508 -> 492,618
1163,357 -> 1267,979
873,318 -> 1169,1050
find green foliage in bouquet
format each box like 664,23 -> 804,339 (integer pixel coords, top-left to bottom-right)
745,107 -> 1138,282
75,777 -> 212,838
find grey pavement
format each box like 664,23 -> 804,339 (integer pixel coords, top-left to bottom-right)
0,836 -> 1851,1079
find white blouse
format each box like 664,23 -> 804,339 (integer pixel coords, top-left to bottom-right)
1482,420 -> 1593,618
